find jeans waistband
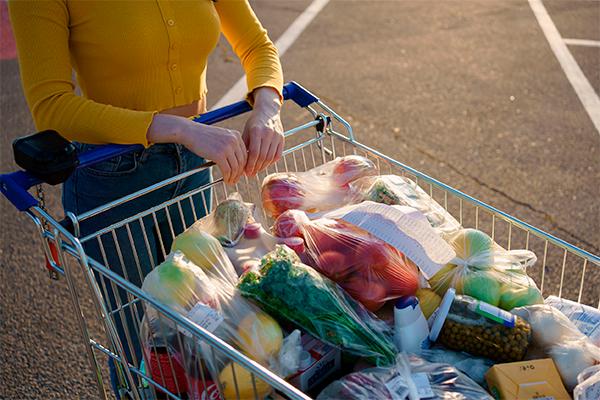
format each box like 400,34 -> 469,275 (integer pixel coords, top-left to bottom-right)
75,142 -> 185,156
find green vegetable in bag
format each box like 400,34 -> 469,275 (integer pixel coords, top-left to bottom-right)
238,245 -> 396,366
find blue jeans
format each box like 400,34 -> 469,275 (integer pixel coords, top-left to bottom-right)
62,143 -> 212,397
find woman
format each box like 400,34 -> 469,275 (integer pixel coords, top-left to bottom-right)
9,0 -> 284,395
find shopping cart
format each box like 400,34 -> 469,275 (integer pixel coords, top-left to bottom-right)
1,81 -> 599,400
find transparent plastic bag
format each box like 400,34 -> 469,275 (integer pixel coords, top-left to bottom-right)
513,304 -> 600,390
261,155 -> 378,218
352,175 -> 461,235
170,216 -> 240,284
420,346 -> 494,386
141,251 -> 301,399
238,245 -> 397,366
183,193 -> 281,276
574,365 -> 600,400
428,228 -> 543,311
180,192 -> 254,248
271,209 -> 420,311
317,353 -> 493,400
435,294 -> 532,363
223,222 -> 280,276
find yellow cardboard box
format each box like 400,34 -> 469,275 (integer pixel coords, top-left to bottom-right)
485,358 -> 571,400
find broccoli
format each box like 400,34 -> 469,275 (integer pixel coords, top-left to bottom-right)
239,246 -> 396,366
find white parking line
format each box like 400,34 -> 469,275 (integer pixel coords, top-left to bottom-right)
212,0 -> 330,110
563,38 -> 600,48
529,0 -> 600,136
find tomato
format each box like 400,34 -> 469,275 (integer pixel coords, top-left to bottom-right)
343,275 -> 388,311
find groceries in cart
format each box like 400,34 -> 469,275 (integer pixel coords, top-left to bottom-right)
141,251 -> 302,399
270,208 -> 420,311
186,192 -> 255,247
261,155 -> 377,218
182,191 -> 282,275
428,228 -> 544,311
428,291 -> 532,363
545,295 -> 600,346
141,171 -> 594,400
238,245 -> 398,366
287,332 -> 342,393
352,174 -> 462,235
420,346 -> 494,386
512,304 -> 600,390
485,358 -> 572,400
222,221 -> 281,275
317,353 -> 493,400
574,365 -> 600,400
170,222 -> 240,284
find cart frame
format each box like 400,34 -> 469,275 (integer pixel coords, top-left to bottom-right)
1,81 -> 599,400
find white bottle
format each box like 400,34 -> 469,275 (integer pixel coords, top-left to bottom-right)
394,295 -> 430,354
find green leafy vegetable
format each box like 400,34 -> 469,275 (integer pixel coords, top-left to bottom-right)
238,246 -> 396,366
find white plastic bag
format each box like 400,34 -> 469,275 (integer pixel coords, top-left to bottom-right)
317,353 -> 492,400
352,175 -> 461,235
575,365 -> 600,400
513,304 -> 600,390
420,347 -> 494,386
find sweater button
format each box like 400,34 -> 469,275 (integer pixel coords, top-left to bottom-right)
175,87 -> 182,94
171,64 -> 178,71
167,19 -> 175,26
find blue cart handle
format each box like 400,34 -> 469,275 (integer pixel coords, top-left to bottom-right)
0,81 -> 319,211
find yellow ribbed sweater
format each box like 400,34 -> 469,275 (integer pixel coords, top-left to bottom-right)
8,0 -> 283,146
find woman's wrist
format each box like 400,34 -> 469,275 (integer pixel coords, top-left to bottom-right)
252,87 -> 282,113
147,114 -> 193,146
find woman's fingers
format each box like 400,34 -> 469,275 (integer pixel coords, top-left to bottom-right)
218,129 -> 243,184
275,137 -> 284,163
216,154 -> 232,184
233,134 -> 247,183
262,135 -> 282,171
245,135 -> 261,176
254,134 -> 270,175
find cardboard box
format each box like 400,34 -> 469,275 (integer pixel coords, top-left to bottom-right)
485,358 -> 571,400
288,333 -> 341,392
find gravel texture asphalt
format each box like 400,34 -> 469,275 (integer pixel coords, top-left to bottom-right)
1,0 -> 598,398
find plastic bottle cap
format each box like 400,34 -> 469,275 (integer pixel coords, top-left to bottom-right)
395,296 -> 419,310
299,350 -> 313,370
244,223 -> 262,239
283,237 -> 305,254
394,296 -> 425,326
428,288 -> 456,342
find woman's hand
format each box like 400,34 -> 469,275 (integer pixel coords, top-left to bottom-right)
147,114 -> 247,184
243,87 -> 284,176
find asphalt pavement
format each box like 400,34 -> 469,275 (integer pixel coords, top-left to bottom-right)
1,0 -> 599,398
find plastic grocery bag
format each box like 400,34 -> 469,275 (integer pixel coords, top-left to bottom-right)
434,294 -> 532,363
141,251 -> 301,399
261,155 -> 377,218
271,209 -> 420,311
420,346 -> 494,386
352,175 -> 461,235
223,222 -> 280,276
512,304 -> 600,390
316,353 -> 493,400
170,217 -> 240,284
574,365 -> 600,400
238,245 -> 397,366
180,192 -> 254,248
428,228 -> 543,311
